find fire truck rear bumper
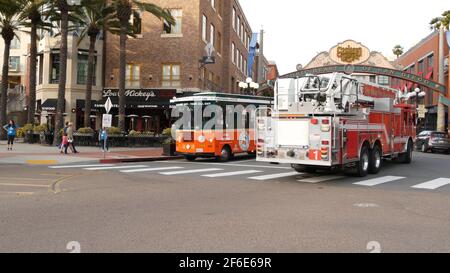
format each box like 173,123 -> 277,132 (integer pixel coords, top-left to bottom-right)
257,157 -> 333,166
176,152 -> 217,158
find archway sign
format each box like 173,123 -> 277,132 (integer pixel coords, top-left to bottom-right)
281,65 -> 446,95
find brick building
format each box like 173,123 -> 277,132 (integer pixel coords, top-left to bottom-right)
103,0 -> 257,133
393,31 -> 449,132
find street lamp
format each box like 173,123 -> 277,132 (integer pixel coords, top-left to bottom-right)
239,77 -> 259,95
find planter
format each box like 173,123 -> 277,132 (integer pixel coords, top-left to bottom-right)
162,143 -> 176,156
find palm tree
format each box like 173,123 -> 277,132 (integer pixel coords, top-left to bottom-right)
392,45 -> 404,59
0,0 -> 22,139
19,0 -> 49,124
111,0 -> 174,131
73,0 -> 114,128
430,10 -> 450,30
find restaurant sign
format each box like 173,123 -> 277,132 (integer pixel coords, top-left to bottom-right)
102,88 -> 177,107
329,40 -> 370,65
281,65 -> 447,94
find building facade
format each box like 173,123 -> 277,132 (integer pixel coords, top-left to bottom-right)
103,0 -> 257,133
393,31 -> 449,132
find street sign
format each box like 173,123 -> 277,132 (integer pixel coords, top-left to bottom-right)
102,114 -> 112,128
418,104 -> 426,119
104,97 -> 113,114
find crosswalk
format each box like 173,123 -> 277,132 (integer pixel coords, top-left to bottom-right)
48,163 -> 450,191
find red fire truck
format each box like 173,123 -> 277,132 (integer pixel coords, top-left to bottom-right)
256,73 -> 416,177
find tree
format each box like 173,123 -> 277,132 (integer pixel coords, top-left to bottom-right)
392,45 -> 404,59
430,10 -> 450,30
19,0 -> 50,125
73,0 -> 114,128
0,0 -> 22,139
111,0 -> 174,132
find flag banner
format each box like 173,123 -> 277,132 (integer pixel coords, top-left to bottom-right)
247,33 -> 259,77
446,31 -> 450,48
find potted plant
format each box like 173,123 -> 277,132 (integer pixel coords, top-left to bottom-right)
162,128 -> 176,156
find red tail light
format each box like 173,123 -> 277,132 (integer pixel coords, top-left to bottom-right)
311,118 -> 318,125
322,119 -> 330,125
322,140 -> 330,145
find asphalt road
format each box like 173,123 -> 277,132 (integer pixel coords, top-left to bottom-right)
0,152 -> 449,253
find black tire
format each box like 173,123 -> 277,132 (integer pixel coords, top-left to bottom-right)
399,140 -> 413,164
356,146 -> 370,177
421,143 -> 428,153
185,155 -> 197,161
292,164 -> 316,174
218,146 -> 232,162
368,145 -> 382,174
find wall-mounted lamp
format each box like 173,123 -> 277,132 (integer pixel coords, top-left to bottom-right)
188,74 -> 193,81
148,74 -> 153,81
110,74 -> 114,81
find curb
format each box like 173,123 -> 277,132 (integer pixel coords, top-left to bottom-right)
99,156 -> 183,164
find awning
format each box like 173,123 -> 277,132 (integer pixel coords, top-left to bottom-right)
41,99 -> 65,112
76,100 -> 100,112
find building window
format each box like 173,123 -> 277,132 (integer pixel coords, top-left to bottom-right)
162,64 -> 181,87
202,14 -> 207,42
418,60 -> 424,74
369,75 -> 376,83
210,24 -> 215,47
237,16 -> 240,36
50,53 -> 60,84
11,37 -> 20,49
378,75 -> 389,85
217,0 -> 223,17
428,54 -> 434,69
232,8 -> 236,30
38,55 -> 43,85
244,59 -> 247,75
216,32 -> 222,54
131,10 -> 142,34
231,42 -> 235,64
126,64 -> 140,87
77,53 -> 96,85
9,56 -> 20,71
236,49 -> 240,68
211,0 -> 215,10
163,9 -> 182,34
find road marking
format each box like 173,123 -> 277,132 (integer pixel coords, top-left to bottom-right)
27,160 -> 58,165
0,183 -> 49,188
298,175 -> 345,183
0,191 -> 34,196
49,164 -> 115,169
84,165 -> 147,171
160,168 -> 223,176
0,177 -> 49,181
353,176 -> 405,187
202,170 -> 263,178
248,172 -> 300,181
412,178 -> 450,190
156,161 -> 292,170
120,167 -> 184,173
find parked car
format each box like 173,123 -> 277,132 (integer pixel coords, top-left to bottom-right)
415,131 -> 450,154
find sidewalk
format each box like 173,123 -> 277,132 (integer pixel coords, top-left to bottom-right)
0,141 -> 181,165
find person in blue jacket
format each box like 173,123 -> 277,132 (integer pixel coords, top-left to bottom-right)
3,120 -> 19,151
99,127 -> 109,152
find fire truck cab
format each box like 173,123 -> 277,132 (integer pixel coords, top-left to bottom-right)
256,73 -> 416,177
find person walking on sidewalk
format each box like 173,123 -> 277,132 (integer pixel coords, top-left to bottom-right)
3,120 -> 19,151
99,127 -> 109,152
65,122 -> 78,154
60,122 -> 70,154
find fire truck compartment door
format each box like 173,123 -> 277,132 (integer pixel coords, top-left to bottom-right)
275,119 -> 310,147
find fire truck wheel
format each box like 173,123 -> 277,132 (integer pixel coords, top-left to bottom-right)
356,147 -> 370,177
185,155 -> 197,161
368,145 -> 382,174
399,141 -> 413,164
218,146 -> 232,162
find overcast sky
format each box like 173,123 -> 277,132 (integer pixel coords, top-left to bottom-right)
240,0 -> 448,75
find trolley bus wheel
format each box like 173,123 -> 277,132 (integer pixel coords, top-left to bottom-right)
185,155 -> 197,161
368,145 -> 382,174
356,146 -> 370,177
218,146 -> 232,162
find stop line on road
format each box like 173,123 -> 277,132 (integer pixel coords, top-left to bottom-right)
47,163 -> 450,191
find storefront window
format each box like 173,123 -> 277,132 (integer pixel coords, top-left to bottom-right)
162,64 -> 181,87
77,54 -> 97,85
163,9 -> 182,34
126,64 -> 140,87
8,56 -> 20,71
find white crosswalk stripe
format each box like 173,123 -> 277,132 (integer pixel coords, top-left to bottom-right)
248,172 -> 300,181
160,168 -> 223,176
412,178 -> 450,190
120,167 -> 184,173
202,170 -> 263,178
298,175 -> 345,183
353,176 -> 405,187
49,164 -> 115,169
84,165 -> 147,171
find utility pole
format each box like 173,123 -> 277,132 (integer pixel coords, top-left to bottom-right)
437,26 -> 445,132
257,28 -> 265,84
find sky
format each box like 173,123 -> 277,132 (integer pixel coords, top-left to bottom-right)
239,0 -> 449,75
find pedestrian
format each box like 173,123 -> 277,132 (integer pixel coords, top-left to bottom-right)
99,127 -> 109,152
59,122 -> 70,153
65,122 -> 78,154
3,120 -> 19,151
